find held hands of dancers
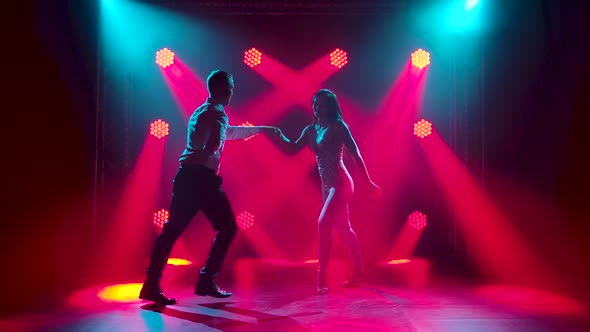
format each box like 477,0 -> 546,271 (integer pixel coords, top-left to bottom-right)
265,127 -> 286,140
259,126 -> 282,136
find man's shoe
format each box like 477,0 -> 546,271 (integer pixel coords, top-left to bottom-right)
195,280 -> 232,298
139,283 -> 178,305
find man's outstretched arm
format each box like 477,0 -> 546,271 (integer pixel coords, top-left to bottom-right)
226,125 -> 277,140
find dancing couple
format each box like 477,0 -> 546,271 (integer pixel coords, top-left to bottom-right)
139,70 -> 381,305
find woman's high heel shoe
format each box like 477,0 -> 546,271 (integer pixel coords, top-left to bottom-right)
341,267 -> 367,287
317,268 -> 328,295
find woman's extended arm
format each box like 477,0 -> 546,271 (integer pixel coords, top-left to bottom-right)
339,121 -> 382,197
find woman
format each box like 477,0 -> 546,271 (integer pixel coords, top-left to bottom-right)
274,89 -> 381,294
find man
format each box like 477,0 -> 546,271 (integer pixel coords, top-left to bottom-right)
139,70 -> 277,305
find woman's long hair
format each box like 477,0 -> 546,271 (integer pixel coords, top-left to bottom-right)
313,89 -> 343,127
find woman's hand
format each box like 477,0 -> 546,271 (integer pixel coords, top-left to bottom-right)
366,179 -> 382,199
260,126 -> 282,137
272,127 -> 283,137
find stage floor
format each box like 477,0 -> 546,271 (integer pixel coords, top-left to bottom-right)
2,258 -> 589,331
2,278 -> 589,332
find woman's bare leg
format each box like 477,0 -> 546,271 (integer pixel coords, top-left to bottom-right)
317,187 -> 348,294
333,204 -> 363,270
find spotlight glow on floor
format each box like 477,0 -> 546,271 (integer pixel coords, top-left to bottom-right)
97,283 -> 142,303
167,258 -> 192,266
387,259 -> 412,265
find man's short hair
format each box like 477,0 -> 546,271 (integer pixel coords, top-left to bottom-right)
207,70 -> 233,92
